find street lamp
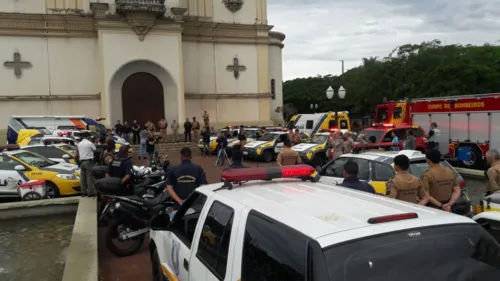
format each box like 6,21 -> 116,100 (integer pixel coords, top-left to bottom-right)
310,103 -> 318,113
326,85 -> 346,129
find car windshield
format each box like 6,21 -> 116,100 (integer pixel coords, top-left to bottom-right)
359,130 -> 386,143
323,224 -> 500,281
260,133 -> 280,142
247,130 -> 260,139
60,145 -> 76,155
311,135 -> 328,144
409,160 -> 457,178
13,151 -> 57,168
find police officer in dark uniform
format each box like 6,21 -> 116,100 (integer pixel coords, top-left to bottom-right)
166,147 -> 207,208
387,154 -> 429,205
106,145 -> 134,188
340,161 -> 376,194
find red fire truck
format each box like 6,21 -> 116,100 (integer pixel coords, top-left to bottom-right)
374,93 -> 500,168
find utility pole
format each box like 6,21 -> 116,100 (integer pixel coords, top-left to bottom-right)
340,60 -> 344,74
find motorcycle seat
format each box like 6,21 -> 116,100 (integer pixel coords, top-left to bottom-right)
122,192 -> 172,208
486,193 -> 500,204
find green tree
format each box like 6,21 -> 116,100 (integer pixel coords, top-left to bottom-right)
283,40 -> 500,116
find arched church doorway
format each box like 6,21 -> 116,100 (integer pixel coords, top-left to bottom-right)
121,72 -> 165,127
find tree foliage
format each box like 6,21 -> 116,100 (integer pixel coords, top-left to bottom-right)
283,40 -> 500,116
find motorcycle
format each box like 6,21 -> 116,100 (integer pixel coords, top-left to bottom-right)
472,192 -> 500,243
100,191 -> 175,257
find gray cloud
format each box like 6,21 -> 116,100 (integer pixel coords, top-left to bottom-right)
268,0 -> 500,80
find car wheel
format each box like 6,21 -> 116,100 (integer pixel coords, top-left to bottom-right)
22,192 -> 42,201
263,150 -> 273,162
45,182 -> 61,198
457,146 -> 483,169
312,154 -> 325,167
152,248 -> 168,281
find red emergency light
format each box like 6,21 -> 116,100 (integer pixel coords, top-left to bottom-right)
220,165 -> 316,183
367,213 -> 418,224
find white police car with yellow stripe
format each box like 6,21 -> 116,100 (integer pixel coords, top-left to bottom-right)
148,164 -> 500,281
241,131 -> 289,162
292,132 -> 330,166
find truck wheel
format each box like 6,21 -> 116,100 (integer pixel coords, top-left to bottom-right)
312,154 -> 325,167
263,150 -> 273,162
458,146 -> 483,169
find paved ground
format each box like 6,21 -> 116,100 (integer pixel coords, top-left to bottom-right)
98,154 -> 275,281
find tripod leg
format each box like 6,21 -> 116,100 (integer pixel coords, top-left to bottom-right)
224,149 -> 232,165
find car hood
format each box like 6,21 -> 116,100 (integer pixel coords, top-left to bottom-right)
292,143 -> 320,152
244,141 -> 268,148
41,163 -> 80,174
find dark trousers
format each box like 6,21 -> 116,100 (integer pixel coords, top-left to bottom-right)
133,133 -> 139,144
184,131 -> 192,142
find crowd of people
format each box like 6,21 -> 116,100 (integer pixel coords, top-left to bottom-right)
74,117 -> 499,217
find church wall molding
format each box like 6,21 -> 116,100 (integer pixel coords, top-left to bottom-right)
185,93 -> 271,99
0,13 -> 280,45
0,93 -> 101,101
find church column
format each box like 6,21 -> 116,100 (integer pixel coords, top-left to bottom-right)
257,30 -> 271,122
177,34 -> 186,124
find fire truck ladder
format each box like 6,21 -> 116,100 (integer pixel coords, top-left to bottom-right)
392,93 -> 500,103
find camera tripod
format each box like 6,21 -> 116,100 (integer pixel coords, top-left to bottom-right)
215,148 -> 232,167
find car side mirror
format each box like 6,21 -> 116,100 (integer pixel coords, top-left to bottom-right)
14,165 -> 25,171
150,213 -> 171,231
62,154 -> 70,159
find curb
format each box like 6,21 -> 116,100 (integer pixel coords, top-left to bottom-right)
455,167 -> 485,177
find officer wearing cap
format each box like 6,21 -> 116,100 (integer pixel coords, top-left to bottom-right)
106,145 -> 134,189
420,149 -> 461,211
276,138 -> 301,167
387,155 -> 429,205
101,139 -> 116,165
166,147 -> 207,208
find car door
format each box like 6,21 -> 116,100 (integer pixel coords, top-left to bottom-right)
0,155 -> 28,196
371,161 -> 396,194
188,196 -> 244,281
274,134 -> 285,154
157,191 -> 209,280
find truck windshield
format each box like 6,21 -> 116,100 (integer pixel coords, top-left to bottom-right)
323,224 -> 500,281
376,107 -> 389,122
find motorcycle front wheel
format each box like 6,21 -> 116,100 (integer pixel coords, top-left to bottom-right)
105,217 -> 146,257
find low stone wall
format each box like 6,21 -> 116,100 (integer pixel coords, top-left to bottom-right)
62,197 -> 98,281
0,197 -> 79,220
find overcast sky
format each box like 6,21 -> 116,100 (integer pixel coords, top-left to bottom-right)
268,0 -> 500,81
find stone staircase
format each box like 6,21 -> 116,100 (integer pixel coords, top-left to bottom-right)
130,141 -> 199,157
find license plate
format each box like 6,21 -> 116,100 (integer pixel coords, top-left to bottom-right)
243,151 -> 248,155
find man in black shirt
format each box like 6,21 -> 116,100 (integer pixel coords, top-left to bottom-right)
183,118 -> 192,142
166,147 -> 207,208
340,161 -> 376,194
106,145 -> 134,188
114,120 -> 123,136
132,120 -> 140,144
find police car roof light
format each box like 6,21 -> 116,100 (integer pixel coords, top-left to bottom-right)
220,165 -> 316,183
367,213 -> 418,224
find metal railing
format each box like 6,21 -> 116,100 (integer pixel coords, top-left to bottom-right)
115,0 -> 166,15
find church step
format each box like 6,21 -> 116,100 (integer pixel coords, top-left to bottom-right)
129,142 -> 199,156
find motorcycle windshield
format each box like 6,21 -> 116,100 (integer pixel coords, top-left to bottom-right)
323,224 -> 500,281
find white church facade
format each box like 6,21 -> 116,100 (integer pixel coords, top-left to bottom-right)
0,0 -> 285,131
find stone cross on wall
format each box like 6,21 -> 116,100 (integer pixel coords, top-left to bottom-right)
226,57 -> 246,79
4,52 -> 32,78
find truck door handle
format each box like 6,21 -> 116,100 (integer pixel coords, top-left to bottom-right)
184,258 -> 189,271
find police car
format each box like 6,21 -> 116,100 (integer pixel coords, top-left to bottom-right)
292,131 -> 330,166
21,144 -> 77,164
0,147 -> 80,198
148,165 -> 500,281
242,131 -> 309,162
319,150 -> 471,215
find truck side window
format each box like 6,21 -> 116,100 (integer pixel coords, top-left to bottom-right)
305,120 -> 314,129
412,128 -> 423,137
340,120 -> 348,129
393,107 -> 402,119
171,192 -> 207,248
197,201 -> 234,280
242,211 -> 309,281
